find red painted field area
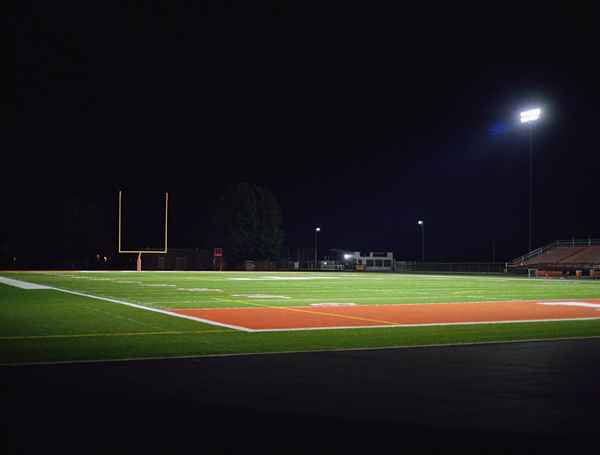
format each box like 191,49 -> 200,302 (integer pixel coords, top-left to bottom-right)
169,300 -> 600,331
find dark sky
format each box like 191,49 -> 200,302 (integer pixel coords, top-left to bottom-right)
10,2 -> 600,263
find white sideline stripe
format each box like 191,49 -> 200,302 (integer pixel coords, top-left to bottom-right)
0,276 -> 252,332
538,302 -> 600,309
52,287 -> 253,332
46,287 -> 252,332
310,302 -> 357,307
246,316 -> 600,332
0,275 -> 250,331
3,336 -> 600,367
0,276 -> 51,290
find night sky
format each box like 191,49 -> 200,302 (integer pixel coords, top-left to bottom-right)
11,3 -> 600,264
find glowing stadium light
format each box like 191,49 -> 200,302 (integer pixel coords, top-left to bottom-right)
520,108 -> 541,123
344,254 -> 352,260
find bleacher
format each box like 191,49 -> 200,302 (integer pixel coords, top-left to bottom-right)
511,239 -> 600,274
563,246 -> 600,265
523,247 -> 586,266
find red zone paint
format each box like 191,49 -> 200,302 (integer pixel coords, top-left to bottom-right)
168,300 -> 600,331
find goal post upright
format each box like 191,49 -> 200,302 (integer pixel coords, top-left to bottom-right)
164,191 -> 168,253
118,190 -> 169,271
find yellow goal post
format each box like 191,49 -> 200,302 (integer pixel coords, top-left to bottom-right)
118,191 -> 168,270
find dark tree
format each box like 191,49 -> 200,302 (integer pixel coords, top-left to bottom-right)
211,183 -> 284,263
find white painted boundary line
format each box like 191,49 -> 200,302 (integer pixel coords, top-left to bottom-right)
0,276 -> 51,290
246,316 -> 600,332
3,335 -> 600,367
47,287 -> 253,332
538,302 -> 600,309
0,274 -> 250,331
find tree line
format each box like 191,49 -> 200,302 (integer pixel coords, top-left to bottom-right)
0,183 -> 284,267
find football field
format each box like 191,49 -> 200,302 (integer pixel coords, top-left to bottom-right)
1,271 -> 600,365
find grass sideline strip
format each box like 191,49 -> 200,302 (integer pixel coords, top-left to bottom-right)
0,329 -> 230,341
2,318 -> 600,365
3,335 -> 600,367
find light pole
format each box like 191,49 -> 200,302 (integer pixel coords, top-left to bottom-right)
417,220 -> 424,261
520,107 -> 541,252
314,227 -> 320,270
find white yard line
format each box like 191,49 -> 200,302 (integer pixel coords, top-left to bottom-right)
0,275 -> 251,332
0,276 -> 52,290
47,287 -> 253,332
246,316 -> 600,332
538,302 -> 600,309
231,294 -> 291,299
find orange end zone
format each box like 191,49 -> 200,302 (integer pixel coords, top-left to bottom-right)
168,300 -> 600,332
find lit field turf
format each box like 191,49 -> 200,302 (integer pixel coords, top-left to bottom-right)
1,271 -> 599,364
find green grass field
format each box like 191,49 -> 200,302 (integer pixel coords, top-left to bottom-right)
1,271 -> 599,365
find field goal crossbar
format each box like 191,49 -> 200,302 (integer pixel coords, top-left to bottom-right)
118,191 -> 169,271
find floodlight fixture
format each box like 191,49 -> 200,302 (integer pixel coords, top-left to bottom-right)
520,108 -> 541,123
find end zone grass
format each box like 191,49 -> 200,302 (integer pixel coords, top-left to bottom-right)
1,271 -> 599,364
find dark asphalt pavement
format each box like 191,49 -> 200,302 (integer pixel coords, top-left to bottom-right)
2,338 -> 600,454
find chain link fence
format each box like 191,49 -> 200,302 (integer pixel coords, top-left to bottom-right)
395,261 -> 508,274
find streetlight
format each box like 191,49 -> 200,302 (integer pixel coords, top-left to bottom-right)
417,220 -> 425,261
520,107 -> 541,252
314,227 -> 320,270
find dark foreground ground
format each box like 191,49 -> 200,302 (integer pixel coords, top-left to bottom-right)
3,338 -> 600,454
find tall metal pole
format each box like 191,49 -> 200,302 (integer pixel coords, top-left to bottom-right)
118,191 -> 122,252
418,221 -> 425,261
529,125 -> 533,252
164,192 -> 169,252
314,228 -> 319,270
421,223 -> 425,262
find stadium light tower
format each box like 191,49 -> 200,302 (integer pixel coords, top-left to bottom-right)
520,107 -> 542,252
314,227 -> 321,270
417,220 -> 425,261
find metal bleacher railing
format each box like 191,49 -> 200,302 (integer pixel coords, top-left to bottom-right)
510,239 -> 600,267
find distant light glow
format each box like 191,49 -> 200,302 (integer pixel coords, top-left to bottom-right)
520,108 -> 541,123
344,254 -> 352,260
489,121 -> 509,136
315,227 -> 321,232
418,220 -> 424,225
